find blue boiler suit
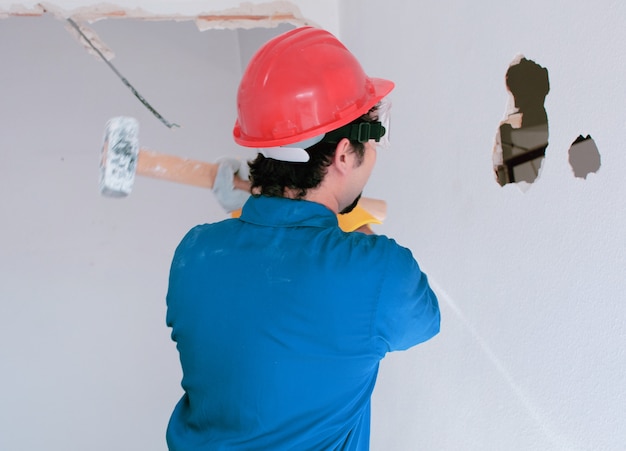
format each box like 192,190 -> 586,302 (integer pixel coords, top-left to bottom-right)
166,195 -> 440,450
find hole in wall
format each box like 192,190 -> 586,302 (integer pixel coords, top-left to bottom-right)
493,55 -> 550,187
568,135 -> 601,179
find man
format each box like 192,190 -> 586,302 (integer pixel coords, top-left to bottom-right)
166,26 -> 440,450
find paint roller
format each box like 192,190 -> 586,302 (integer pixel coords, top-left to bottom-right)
99,117 -> 387,222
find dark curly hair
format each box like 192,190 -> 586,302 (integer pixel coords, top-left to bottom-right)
249,105 -> 379,199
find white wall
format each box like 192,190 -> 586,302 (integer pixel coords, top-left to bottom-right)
340,1 -> 626,450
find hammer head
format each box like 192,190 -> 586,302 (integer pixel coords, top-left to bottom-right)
100,117 -> 139,197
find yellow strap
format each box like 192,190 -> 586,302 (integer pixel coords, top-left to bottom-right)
230,204 -> 381,232
336,204 -> 381,232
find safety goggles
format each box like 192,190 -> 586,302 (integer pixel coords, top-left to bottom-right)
375,97 -> 392,151
258,98 -> 392,162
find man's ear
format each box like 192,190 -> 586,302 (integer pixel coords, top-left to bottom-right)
333,138 -> 354,175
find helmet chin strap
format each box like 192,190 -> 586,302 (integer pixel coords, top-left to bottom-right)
258,135 -> 324,163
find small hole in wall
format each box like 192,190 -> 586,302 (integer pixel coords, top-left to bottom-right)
493,56 -> 550,187
568,135 -> 601,179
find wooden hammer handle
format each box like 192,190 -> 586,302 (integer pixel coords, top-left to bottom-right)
136,148 -> 387,221
137,148 -> 218,189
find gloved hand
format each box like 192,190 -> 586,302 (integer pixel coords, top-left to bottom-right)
212,157 -> 251,213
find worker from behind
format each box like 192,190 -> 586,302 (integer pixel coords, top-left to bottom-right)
166,26 -> 440,450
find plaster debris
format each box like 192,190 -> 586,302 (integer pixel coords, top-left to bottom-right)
568,135 -> 601,179
194,2 -> 307,31
1,1 -> 314,31
493,55 -> 550,188
64,18 -> 114,60
0,3 -> 45,18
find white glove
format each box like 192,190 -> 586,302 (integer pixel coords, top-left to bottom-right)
213,157 -> 251,213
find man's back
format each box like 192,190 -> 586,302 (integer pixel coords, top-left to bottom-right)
166,196 -> 439,450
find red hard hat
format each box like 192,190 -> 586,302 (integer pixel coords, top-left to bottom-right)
233,27 -> 395,148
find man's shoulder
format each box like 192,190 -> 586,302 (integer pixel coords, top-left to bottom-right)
177,218 -> 242,246
345,230 -> 409,252
330,230 -> 415,268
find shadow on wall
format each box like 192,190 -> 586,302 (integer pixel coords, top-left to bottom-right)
493,56 -> 550,188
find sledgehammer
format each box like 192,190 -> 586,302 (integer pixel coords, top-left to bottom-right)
100,116 -> 222,197
99,116 -> 387,221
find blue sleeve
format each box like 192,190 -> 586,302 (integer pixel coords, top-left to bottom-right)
373,242 -> 440,354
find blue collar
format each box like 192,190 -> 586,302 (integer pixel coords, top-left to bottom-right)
239,196 -> 338,229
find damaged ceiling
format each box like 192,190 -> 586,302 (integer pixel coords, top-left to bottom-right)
1,1 -> 317,114
0,1 -> 315,29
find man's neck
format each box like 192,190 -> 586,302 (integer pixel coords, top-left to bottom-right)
283,186 -> 339,215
